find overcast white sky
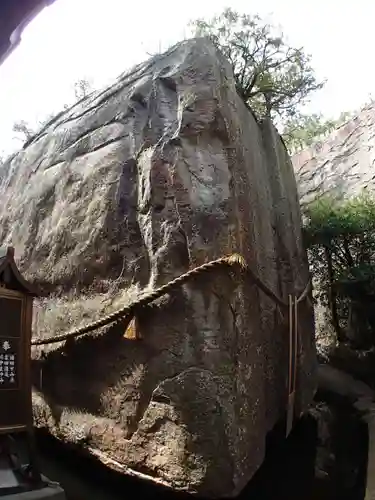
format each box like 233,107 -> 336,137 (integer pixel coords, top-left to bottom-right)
0,0 -> 374,156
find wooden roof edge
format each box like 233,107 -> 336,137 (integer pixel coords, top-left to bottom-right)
0,246 -> 39,296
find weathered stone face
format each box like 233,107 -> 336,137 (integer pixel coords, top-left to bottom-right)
292,107 -> 375,350
292,105 -> 375,208
0,38 -> 316,498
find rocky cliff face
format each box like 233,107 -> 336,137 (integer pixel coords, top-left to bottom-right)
293,104 -> 375,207
0,38 -> 316,498
292,105 -> 375,347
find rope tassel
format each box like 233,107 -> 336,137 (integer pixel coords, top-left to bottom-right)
123,316 -> 140,340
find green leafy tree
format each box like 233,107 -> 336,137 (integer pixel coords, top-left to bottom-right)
282,113 -> 337,152
283,111 -> 355,153
304,194 -> 375,347
191,8 -> 324,122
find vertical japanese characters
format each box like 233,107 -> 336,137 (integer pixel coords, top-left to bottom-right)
0,340 -> 16,386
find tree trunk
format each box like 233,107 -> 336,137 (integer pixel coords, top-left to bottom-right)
324,245 -> 345,342
265,91 -> 272,118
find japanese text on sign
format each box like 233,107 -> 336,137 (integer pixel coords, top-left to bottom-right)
0,339 -> 17,389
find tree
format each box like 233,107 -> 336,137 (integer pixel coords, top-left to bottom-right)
304,194 -> 375,348
73,78 -> 93,100
12,120 -> 35,142
191,8 -> 324,122
282,111 -> 355,153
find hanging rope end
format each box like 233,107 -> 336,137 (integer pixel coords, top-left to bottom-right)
226,253 -> 247,270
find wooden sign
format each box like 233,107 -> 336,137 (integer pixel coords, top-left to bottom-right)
0,247 -> 38,434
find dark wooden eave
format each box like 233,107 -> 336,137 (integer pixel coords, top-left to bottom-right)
0,247 -> 38,296
0,0 -> 57,66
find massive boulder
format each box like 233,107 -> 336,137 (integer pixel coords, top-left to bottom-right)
0,38 -> 316,497
293,104 -> 375,207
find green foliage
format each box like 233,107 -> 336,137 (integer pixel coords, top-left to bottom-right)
305,194 -> 375,243
282,111 -> 354,153
304,194 -> 375,347
190,8 -> 324,122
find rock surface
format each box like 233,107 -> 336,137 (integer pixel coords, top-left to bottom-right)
0,38 -> 316,498
293,104 -> 375,207
292,106 -> 375,352
312,364 -> 373,500
317,363 -> 374,403
308,398 -> 368,500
